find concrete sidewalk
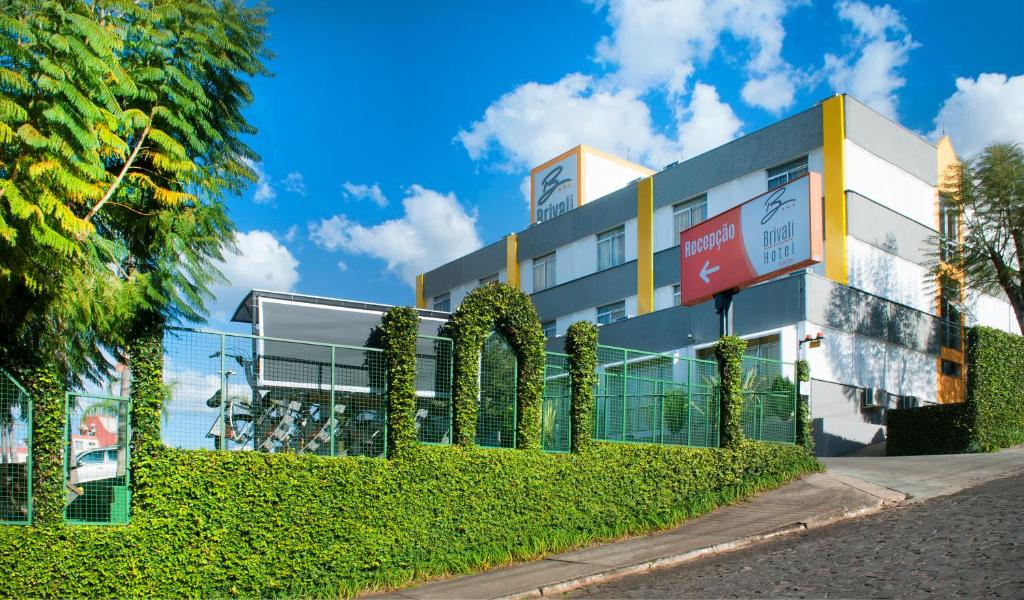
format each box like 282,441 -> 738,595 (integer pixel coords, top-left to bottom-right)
367,471 -> 903,600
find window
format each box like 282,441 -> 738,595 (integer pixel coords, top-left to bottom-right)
433,292 -> 450,312
478,273 -> 499,286
673,196 -> 708,237
767,157 -> 808,190
743,334 -> 782,361
596,300 -> 626,325
541,320 -> 556,339
79,451 -> 104,464
533,252 -> 557,291
597,226 -> 625,270
941,360 -> 962,378
940,276 -> 962,349
939,194 -> 960,263
672,284 -> 681,306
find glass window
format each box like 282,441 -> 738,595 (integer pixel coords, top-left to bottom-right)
597,226 -> 625,271
940,360 -> 962,378
743,334 -> 782,362
478,273 -> 499,286
541,321 -> 556,339
940,276 -> 962,349
673,196 -> 708,237
672,284 -> 681,306
596,300 -> 626,325
767,157 -> 809,190
433,292 -> 450,312
79,451 -> 104,464
939,194 -> 960,263
533,252 -> 557,291
106,449 -> 119,462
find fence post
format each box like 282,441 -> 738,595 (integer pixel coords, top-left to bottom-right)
621,348 -> 627,442
218,333 -> 226,449
686,360 -> 693,447
330,346 -> 336,456
714,336 -> 746,449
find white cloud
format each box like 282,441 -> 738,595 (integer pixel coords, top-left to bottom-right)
594,0 -> 799,110
342,181 -> 389,207
309,185 -> 482,287
283,224 -> 298,243
336,260 -> 349,272
929,73 -> 1024,158
208,230 -> 300,321
283,172 -> 306,196
741,72 -> 796,114
676,83 -> 743,160
249,161 -> 276,204
824,1 -> 918,119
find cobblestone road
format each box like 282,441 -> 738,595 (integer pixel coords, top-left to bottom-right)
567,473 -> 1024,599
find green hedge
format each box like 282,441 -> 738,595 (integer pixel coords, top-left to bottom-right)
795,360 -> 814,453
0,442 -> 819,598
380,307 -> 420,457
565,321 -> 597,452
964,325 -> 1024,450
886,404 -> 970,455
886,326 -> 1024,455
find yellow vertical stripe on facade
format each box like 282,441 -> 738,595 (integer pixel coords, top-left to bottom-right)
935,135 -> 964,404
637,177 -> 654,315
822,95 -> 848,284
415,274 -> 426,309
505,234 -> 520,288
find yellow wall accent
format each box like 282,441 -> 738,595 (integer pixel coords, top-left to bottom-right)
415,273 -> 426,309
935,135 -> 964,404
505,234 -> 520,288
822,95 -> 848,284
637,177 -> 654,315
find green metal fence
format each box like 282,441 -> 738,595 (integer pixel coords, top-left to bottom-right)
415,335 -> 454,444
65,393 -> 130,525
476,330 -> 517,448
541,352 -> 571,453
740,355 -> 797,444
0,369 -> 31,524
594,345 -> 719,448
163,328 -> 387,457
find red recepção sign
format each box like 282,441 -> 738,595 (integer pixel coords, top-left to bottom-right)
679,172 -> 823,306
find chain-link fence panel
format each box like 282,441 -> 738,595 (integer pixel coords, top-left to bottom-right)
65,393 -> 130,525
162,328 -> 386,457
0,369 -> 30,524
594,346 -> 719,448
740,356 -> 797,444
476,330 -> 517,448
541,352 -> 571,453
415,336 -> 453,444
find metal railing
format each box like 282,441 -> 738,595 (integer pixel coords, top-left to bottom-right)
740,356 -> 797,444
594,345 -> 720,448
415,335 -> 454,445
0,369 -> 31,524
476,330 -> 517,448
542,352 -> 571,453
65,393 -> 130,525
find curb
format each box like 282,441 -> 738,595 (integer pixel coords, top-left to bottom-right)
497,496 -> 904,600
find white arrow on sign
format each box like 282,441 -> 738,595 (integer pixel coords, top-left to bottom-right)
699,260 -> 720,284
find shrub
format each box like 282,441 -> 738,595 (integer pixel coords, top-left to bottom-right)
379,307 -> 420,458
714,336 -> 747,449
0,442 -> 819,598
795,360 -> 814,453
964,326 -> 1024,451
886,404 -> 970,455
565,321 -> 597,452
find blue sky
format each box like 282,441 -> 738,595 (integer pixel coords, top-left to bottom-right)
207,0 -> 1024,330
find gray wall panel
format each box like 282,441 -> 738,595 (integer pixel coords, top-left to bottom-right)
806,275 -> 940,354
845,96 -> 937,186
423,238 -> 506,298
847,191 -> 936,266
810,378 -> 886,457
653,247 -> 680,288
530,261 -> 637,322
653,105 -> 823,209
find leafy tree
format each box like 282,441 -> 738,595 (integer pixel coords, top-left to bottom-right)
0,1 -> 271,383
939,143 -> 1024,333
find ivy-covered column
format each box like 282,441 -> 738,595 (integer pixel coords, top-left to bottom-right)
714,336 -> 746,449
795,359 -> 814,453
380,307 -> 419,458
127,313 -> 165,510
565,321 -> 597,453
23,363 -> 65,525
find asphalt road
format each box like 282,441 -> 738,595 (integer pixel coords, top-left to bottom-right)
567,472 -> 1024,599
